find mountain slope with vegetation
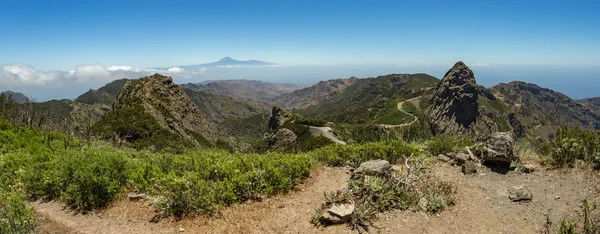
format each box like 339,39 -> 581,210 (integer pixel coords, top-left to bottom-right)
92,74 -> 215,149
184,89 -> 271,124
181,79 -> 305,102
75,78 -> 128,105
272,77 -> 359,110
490,81 -> 600,141
298,73 -> 438,124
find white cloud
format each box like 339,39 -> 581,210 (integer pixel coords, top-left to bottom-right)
107,65 -> 139,72
67,65 -> 111,82
0,63 -> 214,89
167,67 -> 184,73
1,64 -> 61,85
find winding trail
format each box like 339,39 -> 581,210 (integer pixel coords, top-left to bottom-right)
309,126 -> 347,144
378,96 -> 421,129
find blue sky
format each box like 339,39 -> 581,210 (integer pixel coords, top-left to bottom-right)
0,0 -> 599,100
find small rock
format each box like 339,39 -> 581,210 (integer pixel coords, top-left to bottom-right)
521,164 -> 535,173
418,197 -> 429,211
453,153 -> 470,166
179,227 -> 185,232
391,165 -> 402,173
462,161 -> 478,174
437,154 -> 451,162
319,203 -> 355,224
555,196 -> 560,200
508,186 -> 533,202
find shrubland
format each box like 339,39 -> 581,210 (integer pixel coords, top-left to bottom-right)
0,118 -> 437,230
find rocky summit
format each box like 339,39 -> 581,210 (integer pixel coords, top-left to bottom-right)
114,73 -> 215,146
428,61 -> 480,136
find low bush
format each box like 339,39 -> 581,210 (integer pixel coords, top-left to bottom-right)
309,140 -> 421,167
544,125 -> 600,168
425,134 -> 475,156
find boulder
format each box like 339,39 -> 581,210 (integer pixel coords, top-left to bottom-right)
508,186 -> 533,202
319,203 -> 355,224
353,159 -> 392,177
479,132 -> 517,163
462,161 -> 478,174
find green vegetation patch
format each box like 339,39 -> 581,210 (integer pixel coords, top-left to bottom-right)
542,125 -> 600,168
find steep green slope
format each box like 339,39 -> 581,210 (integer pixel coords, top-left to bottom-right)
184,89 -> 271,124
298,73 -> 439,124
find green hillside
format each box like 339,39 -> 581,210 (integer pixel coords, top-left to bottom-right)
299,73 -> 439,124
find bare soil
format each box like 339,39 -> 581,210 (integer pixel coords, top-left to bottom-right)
33,162 -> 600,234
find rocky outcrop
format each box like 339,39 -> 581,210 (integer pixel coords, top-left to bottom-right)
267,128 -> 297,150
428,62 -> 481,136
268,105 -> 292,130
114,74 -> 214,146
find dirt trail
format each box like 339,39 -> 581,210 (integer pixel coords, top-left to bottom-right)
379,97 -> 420,129
34,167 -> 351,234
33,162 -> 600,234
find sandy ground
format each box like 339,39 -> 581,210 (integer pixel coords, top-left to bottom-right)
33,162 -> 600,234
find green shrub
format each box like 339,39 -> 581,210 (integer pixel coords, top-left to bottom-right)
425,135 -> 475,156
0,189 -> 36,234
546,125 -> 600,167
309,140 -> 421,167
51,149 -> 130,210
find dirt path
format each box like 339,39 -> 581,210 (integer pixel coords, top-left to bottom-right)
309,126 -> 347,144
33,167 -> 351,234
379,97 -> 420,129
33,162 -> 600,234
373,162 -> 600,234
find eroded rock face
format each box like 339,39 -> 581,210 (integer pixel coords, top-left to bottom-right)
429,61 -> 480,136
267,128 -> 297,150
479,132 -> 516,163
268,105 -> 292,130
